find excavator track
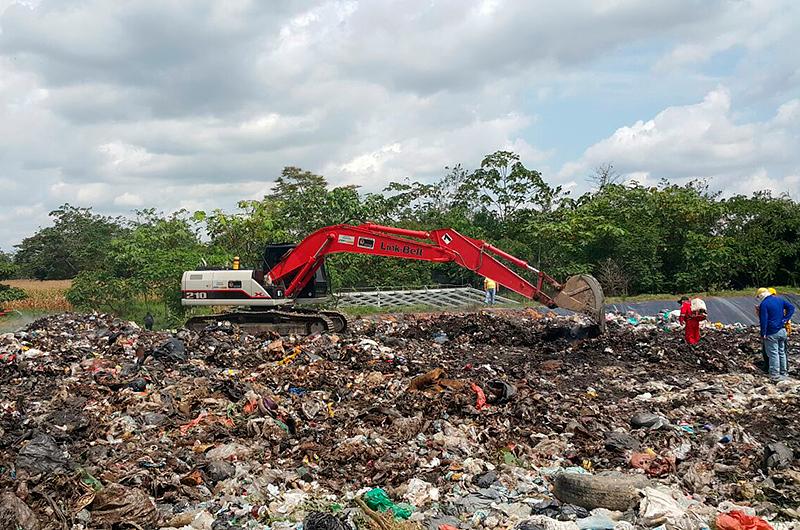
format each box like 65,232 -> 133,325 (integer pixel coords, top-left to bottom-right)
319,310 -> 350,333
185,307 -> 348,336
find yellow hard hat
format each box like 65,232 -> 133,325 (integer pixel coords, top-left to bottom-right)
768,287 -> 777,295
756,287 -> 770,298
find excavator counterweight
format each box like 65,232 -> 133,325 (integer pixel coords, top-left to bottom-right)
182,223 -> 605,334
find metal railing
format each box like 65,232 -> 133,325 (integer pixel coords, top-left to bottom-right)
334,285 -> 518,309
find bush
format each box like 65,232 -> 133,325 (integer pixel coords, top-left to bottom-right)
0,285 -> 28,303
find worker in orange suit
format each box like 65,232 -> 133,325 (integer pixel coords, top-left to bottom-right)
678,296 -> 701,344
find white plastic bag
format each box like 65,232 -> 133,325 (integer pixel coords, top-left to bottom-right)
690,298 -> 707,314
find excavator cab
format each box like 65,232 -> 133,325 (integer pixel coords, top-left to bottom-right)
263,244 -> 329,300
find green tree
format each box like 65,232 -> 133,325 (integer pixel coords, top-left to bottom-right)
0,251 -> 16,281
457,151 -> 566,222
720,192 -> 800,288
14,204 -> 125,280
67,210 -> 219,322
675,232 -> 736,292
269,167 -> 371,235
202,199 -> 289,269
0,251 -> 26,303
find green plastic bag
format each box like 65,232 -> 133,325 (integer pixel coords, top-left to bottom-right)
362,488 -> 414,520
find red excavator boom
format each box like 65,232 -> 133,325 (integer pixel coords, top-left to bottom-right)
267,223 -> 604,321
183,223 -> 605,335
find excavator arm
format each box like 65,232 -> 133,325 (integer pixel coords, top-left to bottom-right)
267,223 -> 605,326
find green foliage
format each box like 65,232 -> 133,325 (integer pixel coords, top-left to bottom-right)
203,199 -> 288,268
675,232 -> 736,292
0,251 -> 16,281
327,254 -> 435,290
457,151 -> 566,220
719,193 -> 800,287
16,151 -> 800,319
67,210 -> 219,319
14,205 -> 126,280
67,271 -> 139,314
0,285 -> 27,303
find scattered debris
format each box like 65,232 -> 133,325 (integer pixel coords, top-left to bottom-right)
0,310 -> 798,529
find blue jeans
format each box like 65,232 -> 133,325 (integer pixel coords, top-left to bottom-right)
485,288 -> 496,305
765,328 -> 788,379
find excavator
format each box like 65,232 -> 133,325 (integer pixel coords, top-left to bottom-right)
181,223 -> 605,335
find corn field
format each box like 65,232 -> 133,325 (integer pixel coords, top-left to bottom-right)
2,279 -> 73,312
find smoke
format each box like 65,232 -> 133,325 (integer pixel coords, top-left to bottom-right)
0,310 -> 41,333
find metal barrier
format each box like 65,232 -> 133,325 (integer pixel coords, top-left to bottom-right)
335,286 -> 518,309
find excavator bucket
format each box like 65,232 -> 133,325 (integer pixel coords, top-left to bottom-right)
552,274 -> 606,331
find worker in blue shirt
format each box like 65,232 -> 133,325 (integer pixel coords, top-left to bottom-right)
756,287 -> 795,382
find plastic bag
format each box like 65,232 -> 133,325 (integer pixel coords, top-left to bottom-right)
152,337 -> 186,362
89,483 -> 158,527
16,433 -> 70,474
471,383 -> 488,410
516,516 -> 580,530
404,478 -> 439,506
486,379 -> 517,403
363,488 -> 414,519
763,442 -> 793,470
630,412 -> 668,430
305,511 -> 351,530
690,298 -> 707,313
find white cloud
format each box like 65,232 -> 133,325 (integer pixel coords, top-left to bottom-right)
653,0 -> 797,68
76,183 -> 111,203
0,0 -> 797,249
329,113 -> 549,189
560,88 -> 800,197
113,192 -> 144,207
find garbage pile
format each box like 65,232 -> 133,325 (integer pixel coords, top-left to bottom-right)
1,310 -> 799,530
605,310 -> 749,333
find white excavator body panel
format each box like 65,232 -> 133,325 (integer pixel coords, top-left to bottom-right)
181,270 -> 287,307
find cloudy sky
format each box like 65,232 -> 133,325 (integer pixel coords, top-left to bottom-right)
0,0 -> 798,250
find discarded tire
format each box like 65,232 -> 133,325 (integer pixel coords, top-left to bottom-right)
552,472 -> 648,511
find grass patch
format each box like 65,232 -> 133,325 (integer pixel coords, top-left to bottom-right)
111,300 -> 212,331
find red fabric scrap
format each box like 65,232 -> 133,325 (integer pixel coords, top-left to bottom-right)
470,383 -> 488,410
715,511 -> 773,530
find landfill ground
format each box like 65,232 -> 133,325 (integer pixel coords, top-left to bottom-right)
1,309 -> 799,530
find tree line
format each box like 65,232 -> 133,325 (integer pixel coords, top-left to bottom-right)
3,151 -> 799,318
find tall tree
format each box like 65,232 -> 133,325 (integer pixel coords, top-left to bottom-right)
14,204 -> 125,280
458,151 -> 566,222
0,251 -> 16,281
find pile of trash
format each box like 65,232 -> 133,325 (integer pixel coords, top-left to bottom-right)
605,310 -> 749,333
1,309 -> 798,530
